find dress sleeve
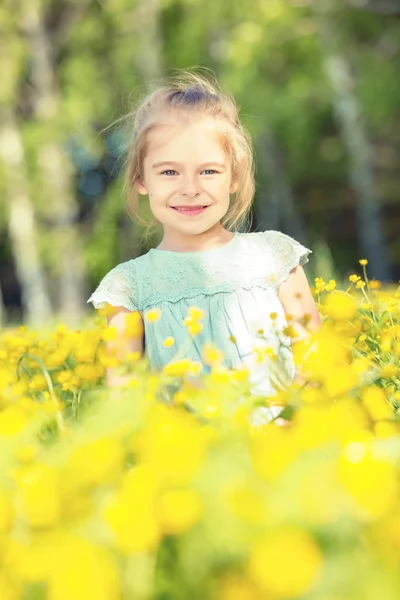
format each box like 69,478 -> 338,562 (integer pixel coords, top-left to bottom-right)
86,261 -> 139,312
262,230 -> 312,287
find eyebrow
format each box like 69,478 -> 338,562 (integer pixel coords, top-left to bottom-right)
151,161 -> 226,169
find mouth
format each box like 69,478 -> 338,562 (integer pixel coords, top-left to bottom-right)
170,205 -> 210,216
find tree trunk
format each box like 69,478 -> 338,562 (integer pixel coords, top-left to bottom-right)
19,0 -> 88,324
314,0 -> 392,281
0,107 -> 52,326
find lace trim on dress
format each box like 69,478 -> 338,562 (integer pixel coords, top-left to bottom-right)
87,261 -> 139,312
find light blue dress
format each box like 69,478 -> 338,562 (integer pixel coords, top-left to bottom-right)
87,230 -> 312,401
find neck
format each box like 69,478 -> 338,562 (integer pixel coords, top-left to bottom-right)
157,223 -> 233,252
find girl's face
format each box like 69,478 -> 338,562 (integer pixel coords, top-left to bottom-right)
136,117 -> 238,239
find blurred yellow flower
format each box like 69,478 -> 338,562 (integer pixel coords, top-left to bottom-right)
67,437 -> 124,488
158,489 -> 202,535
359,259 -> 368,266
163,358 -> 192,377
203,343 -> 224,366
74,363 -> 103,383
48,535 -> 120,600
323,292 -> 357,321
0,492 -> 15,533
145,308 -> 161,323
248,527 -> 322,596
16,463 -> 61,529
28,373 -> 48,392
162,336 -> 175,348
362,386 -> 393,421
101,326 -> 118,342
125,311 -> 144,337
188,306 -> 205,320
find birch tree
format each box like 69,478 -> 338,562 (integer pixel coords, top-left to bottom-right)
313,0 -> 392,280
0,6 -> 52,326
19,0 -> 89,323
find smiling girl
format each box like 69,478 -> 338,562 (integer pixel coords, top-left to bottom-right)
88,71 -> 321,406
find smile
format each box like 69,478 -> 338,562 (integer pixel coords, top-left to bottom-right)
170,206 -> 210,216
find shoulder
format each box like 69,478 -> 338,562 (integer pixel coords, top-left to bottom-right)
239,229 -> 312,286
87,258 -> 140,311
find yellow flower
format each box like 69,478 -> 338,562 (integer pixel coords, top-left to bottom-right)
282,325 -> 299,339
48,535 -> 120,600
203,343 -> 224,366
359,259 -> 368,266
163,359 -> 192,378
145,308 -> 161,323
349,274 -> 361,283
323,292 -> 357,321
381,364 -> 398,379
101,326 -> 118,342
45,350 -> 69,368
67,438 -> 124,488
0,573 -> 20,600
248,527 -> 322,596
356,280 -> 366,289
124,311 -> 144,337
158,489 -> 202,535
16,463 -> 61,529
188,306 -> 205,320
184,317 -> 203,336
325,279 -> 336,291
74,343 -> 97,363
74,363 -> 103,383
314,277 -> 326,293
362,387 -> 393,421
103,466 -> 161,554
0,492 -> 15,533
0,406 -> 29,437
162,336 -> 175,348
369,280 -> 381,290
29,373 -> 48,392
339,447 -> 398,518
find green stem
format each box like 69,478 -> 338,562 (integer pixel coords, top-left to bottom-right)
17,353 -> 66,436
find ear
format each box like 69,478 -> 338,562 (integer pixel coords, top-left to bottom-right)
230,180 -> 239,194
135,177 -> 148,196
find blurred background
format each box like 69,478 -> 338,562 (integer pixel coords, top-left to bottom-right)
0,0 -> 399,327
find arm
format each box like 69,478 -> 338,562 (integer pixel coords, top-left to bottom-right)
105,307 -> 144,388
278,265 -> 321,387
278,265 -> 321,341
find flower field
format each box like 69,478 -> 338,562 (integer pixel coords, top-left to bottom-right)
0,265 -> 400,600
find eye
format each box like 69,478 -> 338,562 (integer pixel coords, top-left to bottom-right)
161,170 -> 178,176
202,169 -> 218,175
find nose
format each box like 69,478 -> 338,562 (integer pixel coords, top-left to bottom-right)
179,175 -> 200,198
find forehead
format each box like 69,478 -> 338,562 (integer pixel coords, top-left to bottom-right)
144,117 -> 228,164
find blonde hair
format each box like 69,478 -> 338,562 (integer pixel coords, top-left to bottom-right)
125,70 -> 255,231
